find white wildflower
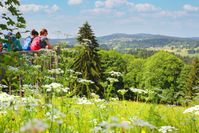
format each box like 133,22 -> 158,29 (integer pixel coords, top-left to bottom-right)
22,84 -> 33,89
108,71 -> 122,77
158,126 -> 178,133
93,99 -> 105,103
32,65 -> 41,69
91,119 -> 98,125
20,118 -> 48,132
44,76 -> 55,80
91,93 -> 100,99
78,78 -> 94,85
130,88 -> 148,94
110,97 -> 119,101
107,78 -> 118,83
0,84 -> 8,88
67,69 -> 75,73
77,97 -> 93,104
0,93 -> 16,109
117,89 -> 128,95
45,108 -> 66,122
130,116 -> 156,129
0,111 -> 7,115
93,126 -> 102,133
120,121 -> 131,128
46,88 -> 52,92
48,68 -> 64,75
183,105 -> 199,115
62,87 -> 70,93
75,72 -> 82,75
44,83 -> 63,89
8,66 -> 18,72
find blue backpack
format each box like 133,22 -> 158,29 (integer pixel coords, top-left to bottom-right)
22,36 -> 32,51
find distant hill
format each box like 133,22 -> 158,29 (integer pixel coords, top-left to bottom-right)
32,33 -> 199,51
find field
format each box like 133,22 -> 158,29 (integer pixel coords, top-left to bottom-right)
147,46 -> 199,58
0,48 -> 199,133
0,91 -> 198,133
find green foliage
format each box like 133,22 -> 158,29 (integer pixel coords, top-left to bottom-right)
0,0 -> 26,43
141,51 -> 184,104
100,50 -> 126,73
77,21 -> 98,48
123,57 -> 145,88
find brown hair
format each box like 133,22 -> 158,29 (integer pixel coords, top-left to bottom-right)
31,29 -> 39,36
40,29 -> 48,36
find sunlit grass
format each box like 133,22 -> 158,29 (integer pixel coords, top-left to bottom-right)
0,95 -> 198,133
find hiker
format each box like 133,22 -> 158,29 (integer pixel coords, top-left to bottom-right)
12,32 -> 22,51
23,29 -> 39,51
30,28 -> 53,51
0,43 -> 3,52
3,32 -> 22,52
40,28 -> 53,49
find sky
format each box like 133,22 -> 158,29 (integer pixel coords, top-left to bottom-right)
4,0 -> 199,38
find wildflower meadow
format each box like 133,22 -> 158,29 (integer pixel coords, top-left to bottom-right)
0,48 -> 198,133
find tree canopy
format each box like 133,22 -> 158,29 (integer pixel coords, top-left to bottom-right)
0,0 -> 26,32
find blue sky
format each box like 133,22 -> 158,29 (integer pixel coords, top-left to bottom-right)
17,0 -> 199,38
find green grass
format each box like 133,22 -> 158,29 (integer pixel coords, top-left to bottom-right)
0,95 -> 198,133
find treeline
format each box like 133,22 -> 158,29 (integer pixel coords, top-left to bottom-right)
60,46 -> 199,105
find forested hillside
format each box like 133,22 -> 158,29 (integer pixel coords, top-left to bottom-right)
50,33 -> 199,51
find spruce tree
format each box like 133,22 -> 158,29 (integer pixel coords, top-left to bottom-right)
72,22 -> 103,97
77,21 -> 98,48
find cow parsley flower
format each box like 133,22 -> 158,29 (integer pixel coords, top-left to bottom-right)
20,118 -> 48,132
32,65 -> 41,69
66,69 -> 75,73
62,87 -> 70,93
48,68 -> 64,75
0,93 -> 16,109
45,108 -> 66,122
117,89 -> 128,95
77,97 -> 93,104
8,66 -> 19,72
130,88 -> 148,94
130,116 -> 156,129
108,71 -> 122,77
158,126 -> 178,133
183,105 -> 199,115
78,78 -> 94,85
0,84 -> 8,88
107,78 -> 118,83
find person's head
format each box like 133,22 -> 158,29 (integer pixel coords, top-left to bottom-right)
0,43 -> 3,52
16,32 -> 21,39
31,29 -> 39,38
5,32 -> 12,40
40,29 -> 48,36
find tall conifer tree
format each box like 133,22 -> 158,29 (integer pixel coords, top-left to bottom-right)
72,22 -> 103,97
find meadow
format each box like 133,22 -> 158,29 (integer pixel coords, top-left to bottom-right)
0,49 -> 199,133
0,91 -> 198,133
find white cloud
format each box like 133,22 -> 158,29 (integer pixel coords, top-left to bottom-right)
159,10 -> 186,17
19,4 -> 59,13
105,0 -> 128,8
95,1 -> 104,8
134,3 -> 159,12
51,4 -> 59,12
19,4 -> 47,13
183,4 -> 199,12
68,0 -> 82,5
95,0 -> 129,8
81,8 -> 112,15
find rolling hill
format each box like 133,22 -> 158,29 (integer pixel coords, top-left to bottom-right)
48,33 -> 199,51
